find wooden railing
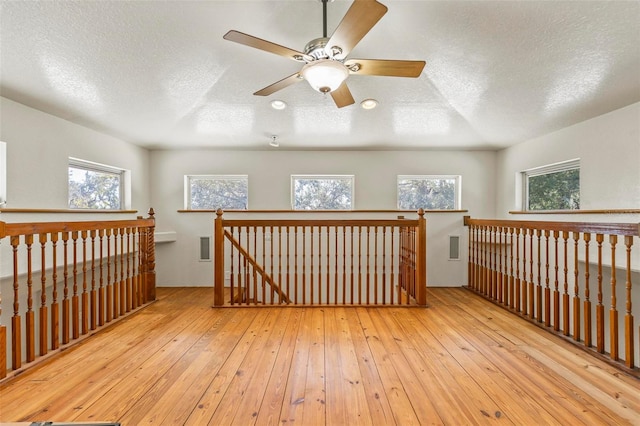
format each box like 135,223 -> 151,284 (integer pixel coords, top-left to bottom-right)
0,209 -> 156,380
464,216 -> 639,374
214,210 -> 427,306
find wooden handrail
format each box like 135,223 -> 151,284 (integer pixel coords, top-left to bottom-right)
0,208 -> 156,380
464,216 -> 639,375
214,209 -> 427,307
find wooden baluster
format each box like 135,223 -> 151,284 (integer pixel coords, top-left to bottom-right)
535,229 -> 542,322
498,227 -> 504,304
624,235 -> 634,368
544,230 -> 550,327
509,228 -> 515,310
310,226 -> 315,304
342,226 -> 347,304
39,233 -> 48,356
112,229 -> 119,318
62,233 -> 70,343
596,234 -> 605,353
514,228 -> 521,313
302,226 -> 307,305
521,229 -> 528,316
334,226 -> 339,305
131,228 -> 138,309
316,226 -> 320,305
10,236 -> 22,370
251,227 -> 258,305
493,226 -> 498,300
562,231 -> 570,336
326,226 -> 331,305
351,226 -> 356,305
609,235 -> 619,361
50,232 -> 60,350
261,226 -> 266,304
382,227 -> 387,304
71,231 -> 79,339
528,229 -> 535,319
269,225 -> 274,303
81,230 -> 89,335
475,225 -> 480,291
106,229 -> 113,322
358,226 -> 363,305
481,225 -> 487,295
553,231 -> 560,331
287,226 -> 292,305
278,226 -> 282,304
125,228 -> 131,313
229,227 -> 235,305
572,232 -> 580,341
391,227 -> 398,305
98,230 -> 105,325
294,226 -> 299,305
374,226 -> 379,305
583,233 -> 592,347
90,230 -> 97,329
366,226 -> 371,305
119,228 -> 125,315
25,234 -> 35,362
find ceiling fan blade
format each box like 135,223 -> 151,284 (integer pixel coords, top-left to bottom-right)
254,73 -> 302,96
330,83 -> 355,108
344,59 -> 426,77
326,1 -> 388,59
224,30 -> 312,62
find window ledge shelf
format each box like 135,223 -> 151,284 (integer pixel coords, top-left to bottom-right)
509,209 -> 640,215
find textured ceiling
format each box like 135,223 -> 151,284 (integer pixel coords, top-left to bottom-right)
1,0 -> 639,150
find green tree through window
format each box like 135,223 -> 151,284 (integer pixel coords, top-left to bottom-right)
292,176 -> 353,210
69,165 -> 122,209
397,176 -> 459,210
188,176 -> 248,210
527,169 -> 579,210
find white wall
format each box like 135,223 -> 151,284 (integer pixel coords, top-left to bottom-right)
150,150 -> 496,287
495,102 -> 640,220
0,97 -> 151,212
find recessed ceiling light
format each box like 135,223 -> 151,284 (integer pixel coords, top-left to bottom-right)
271,100 -> 287,110
361,99 -> 378,110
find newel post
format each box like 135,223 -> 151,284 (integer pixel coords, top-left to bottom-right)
416,209 -> 427,305
139,208 -> 156,302
214,209 -> 224,306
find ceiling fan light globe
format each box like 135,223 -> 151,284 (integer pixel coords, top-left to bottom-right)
301,59 -> 349,93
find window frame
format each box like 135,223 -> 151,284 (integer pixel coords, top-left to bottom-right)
185,174 -> 249,210
521,159 -> 580,211
68,157 -> 128,210
291,174 -> 355,211
396,174 -> 462,210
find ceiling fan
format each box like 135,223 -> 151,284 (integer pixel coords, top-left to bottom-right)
223,0 -> 426,108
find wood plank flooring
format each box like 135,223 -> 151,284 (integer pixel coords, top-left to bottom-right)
1,287 -> 639,425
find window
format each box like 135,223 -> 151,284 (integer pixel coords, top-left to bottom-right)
522,159 -> 580,211
68,158 -> 126,209
292,175 -> 354,210
186,175 -> 248,210
397,175 -> 461,210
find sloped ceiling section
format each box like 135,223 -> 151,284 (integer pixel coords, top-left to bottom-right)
1,0 -> 639,150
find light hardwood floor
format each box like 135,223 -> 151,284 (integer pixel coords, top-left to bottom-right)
1,287 -> 639,425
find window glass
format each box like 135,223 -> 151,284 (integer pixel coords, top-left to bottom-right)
292,175 -> 354,210
69,159 -> 124,209
397,175 -> 460,210
523,160 -> 580,211
187,175 -> 248,210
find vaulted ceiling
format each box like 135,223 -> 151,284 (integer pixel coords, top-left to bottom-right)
1,0 -> 639,150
